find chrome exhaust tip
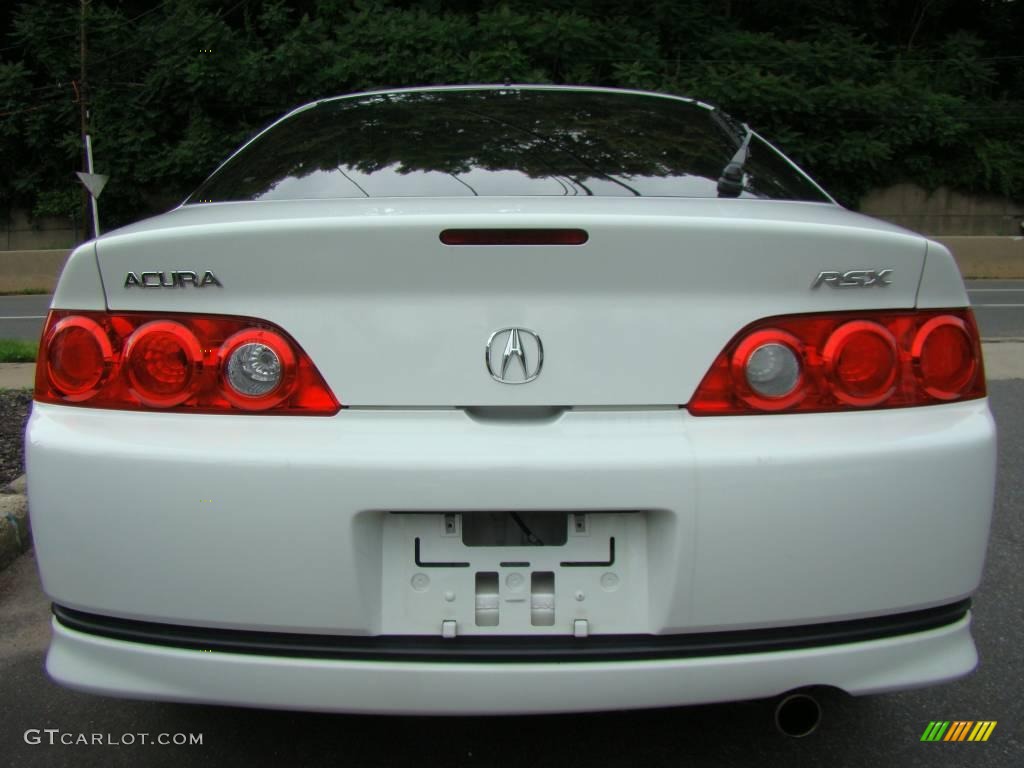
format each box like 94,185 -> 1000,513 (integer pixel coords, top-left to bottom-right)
774,692 -> 822,738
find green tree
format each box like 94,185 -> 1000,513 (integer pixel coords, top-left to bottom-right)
1,0 -> 1021,232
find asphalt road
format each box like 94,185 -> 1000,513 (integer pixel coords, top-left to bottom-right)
2,281 -> 1023,342
968,280 -> 1024,338
0,295 -> 49,342
0,380 -> 1020,768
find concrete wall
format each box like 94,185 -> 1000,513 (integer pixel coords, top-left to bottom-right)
860,184 -> 1024,236
933,236 -> 1024,279
0,250 -> 70,293
1,210 -> 77,251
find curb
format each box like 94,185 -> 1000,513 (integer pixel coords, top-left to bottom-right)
0,474 -> 30,573
0,363 -> 34,391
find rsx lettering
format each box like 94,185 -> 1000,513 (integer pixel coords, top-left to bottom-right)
812,269 -> 893,288
124,271 -> 222,288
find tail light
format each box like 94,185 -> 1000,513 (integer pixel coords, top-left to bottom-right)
43,315 -> 114,401
123,321 -> 204,407
219,329 -> 297,411
822,321 -> 899,407
689,309 -> 984,415
912,315 -> 979,401
35,311 -> 340,415
731,329 -> 805,411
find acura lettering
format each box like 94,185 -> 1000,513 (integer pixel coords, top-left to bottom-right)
124,270 -> 222,288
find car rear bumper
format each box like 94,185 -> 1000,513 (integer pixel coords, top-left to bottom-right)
47,609 -> 977,714
28,398 -> 995,709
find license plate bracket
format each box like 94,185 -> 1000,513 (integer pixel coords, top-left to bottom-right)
380,512 -> 649,636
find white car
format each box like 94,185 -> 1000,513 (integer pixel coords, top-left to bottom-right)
28,86 -> 995,728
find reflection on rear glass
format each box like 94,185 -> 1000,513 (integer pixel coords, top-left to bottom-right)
189,89 -> 829,203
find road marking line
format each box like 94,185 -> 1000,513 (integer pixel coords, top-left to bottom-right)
0,315 -> 46,319
968,288 -> 1024,293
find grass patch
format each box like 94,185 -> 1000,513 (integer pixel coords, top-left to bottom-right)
0,339 -> 38,362
0,287 -> 50,296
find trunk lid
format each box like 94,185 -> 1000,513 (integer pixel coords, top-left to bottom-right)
95,197 -> 926,407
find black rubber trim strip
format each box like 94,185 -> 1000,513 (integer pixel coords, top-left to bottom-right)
52,600 -> 970,664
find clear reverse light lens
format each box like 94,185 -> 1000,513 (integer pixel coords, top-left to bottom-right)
226,342 -> 282,396
745,342 -> 800,397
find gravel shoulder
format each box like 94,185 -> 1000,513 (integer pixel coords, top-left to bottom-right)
0,389 -> 31,487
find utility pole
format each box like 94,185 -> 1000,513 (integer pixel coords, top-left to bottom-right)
75,0 -> 106,237
79,0 -> 90,240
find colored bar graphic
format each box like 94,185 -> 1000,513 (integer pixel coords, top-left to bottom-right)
944,721 -> 973,741
968,722 -> 998,742
921,722 -> 950,741
921,720 -> 996,742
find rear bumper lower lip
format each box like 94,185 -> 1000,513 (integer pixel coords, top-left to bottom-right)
52,600 -> 971,663
46,609 -> 978,715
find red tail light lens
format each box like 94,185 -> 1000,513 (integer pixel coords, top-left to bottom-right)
124,321 -> 204,407
822,321 -> 898,407
689,309 -> 984,415
35,311 -> 340,415
44,316 -> 114,400
912,316 -> 979,400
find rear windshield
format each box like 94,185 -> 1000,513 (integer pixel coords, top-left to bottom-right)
188,89 -> 830,203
